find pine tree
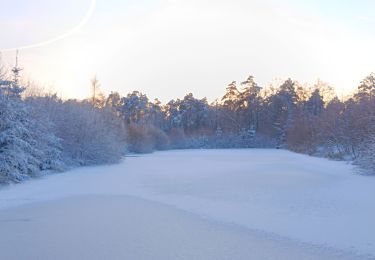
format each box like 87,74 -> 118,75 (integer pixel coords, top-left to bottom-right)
239,75 -> 262,130
305,89 -> 324,116
356,73 -> 375,101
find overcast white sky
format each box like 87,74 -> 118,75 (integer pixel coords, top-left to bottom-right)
1,0 -> 375,102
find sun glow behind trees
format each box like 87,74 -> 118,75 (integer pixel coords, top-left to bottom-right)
1,0 -> 375,183
1,0 -> 375,101
1,51 -> 375,184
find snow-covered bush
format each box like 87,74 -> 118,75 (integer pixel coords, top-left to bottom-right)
0,89 -> 62,184
126,123 -> 169,153
27,96 -> 127,166
356,133 -> 375,174
147,125 -> 170,150
53,101 -> 126,165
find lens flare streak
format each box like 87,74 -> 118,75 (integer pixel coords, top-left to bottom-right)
0,0 -> 96,52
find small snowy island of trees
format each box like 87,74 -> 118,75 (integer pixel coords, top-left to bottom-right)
1,58 -> 375,184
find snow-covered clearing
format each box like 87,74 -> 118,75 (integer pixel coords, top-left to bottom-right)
0,149 -> 374,260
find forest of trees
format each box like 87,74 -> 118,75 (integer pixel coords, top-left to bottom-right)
1,59 -> 375,183
103,74 -> 375,173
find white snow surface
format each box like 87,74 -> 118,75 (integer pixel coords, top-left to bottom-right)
0,149 -> 374,259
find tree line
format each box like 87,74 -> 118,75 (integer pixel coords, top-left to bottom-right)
1,61 -> 374,183
102,74 -> 375,170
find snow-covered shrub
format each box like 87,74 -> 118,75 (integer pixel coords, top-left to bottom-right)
251,134 -> 277,148
286,116 -> 318,154
207,128 -> 274,149
167,128 -> 188,149
27,96 -> 127,166
0,90 -> 62,184
55,101 -> 127,165
356,134 -> 375,174
184,135 -> 209,149
147,125 -> 170,150
126,123 -> 169,153
127,124 -> 154,153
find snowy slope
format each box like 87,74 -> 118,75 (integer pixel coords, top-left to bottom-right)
0,149 -> 374,259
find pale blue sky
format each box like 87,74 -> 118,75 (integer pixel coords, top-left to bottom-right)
1,0 -> 374,101
286,0 -> 375,32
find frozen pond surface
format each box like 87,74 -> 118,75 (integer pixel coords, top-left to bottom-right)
0,149 -> 374,259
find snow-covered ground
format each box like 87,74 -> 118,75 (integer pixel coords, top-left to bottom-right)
0,149 -> 374,259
